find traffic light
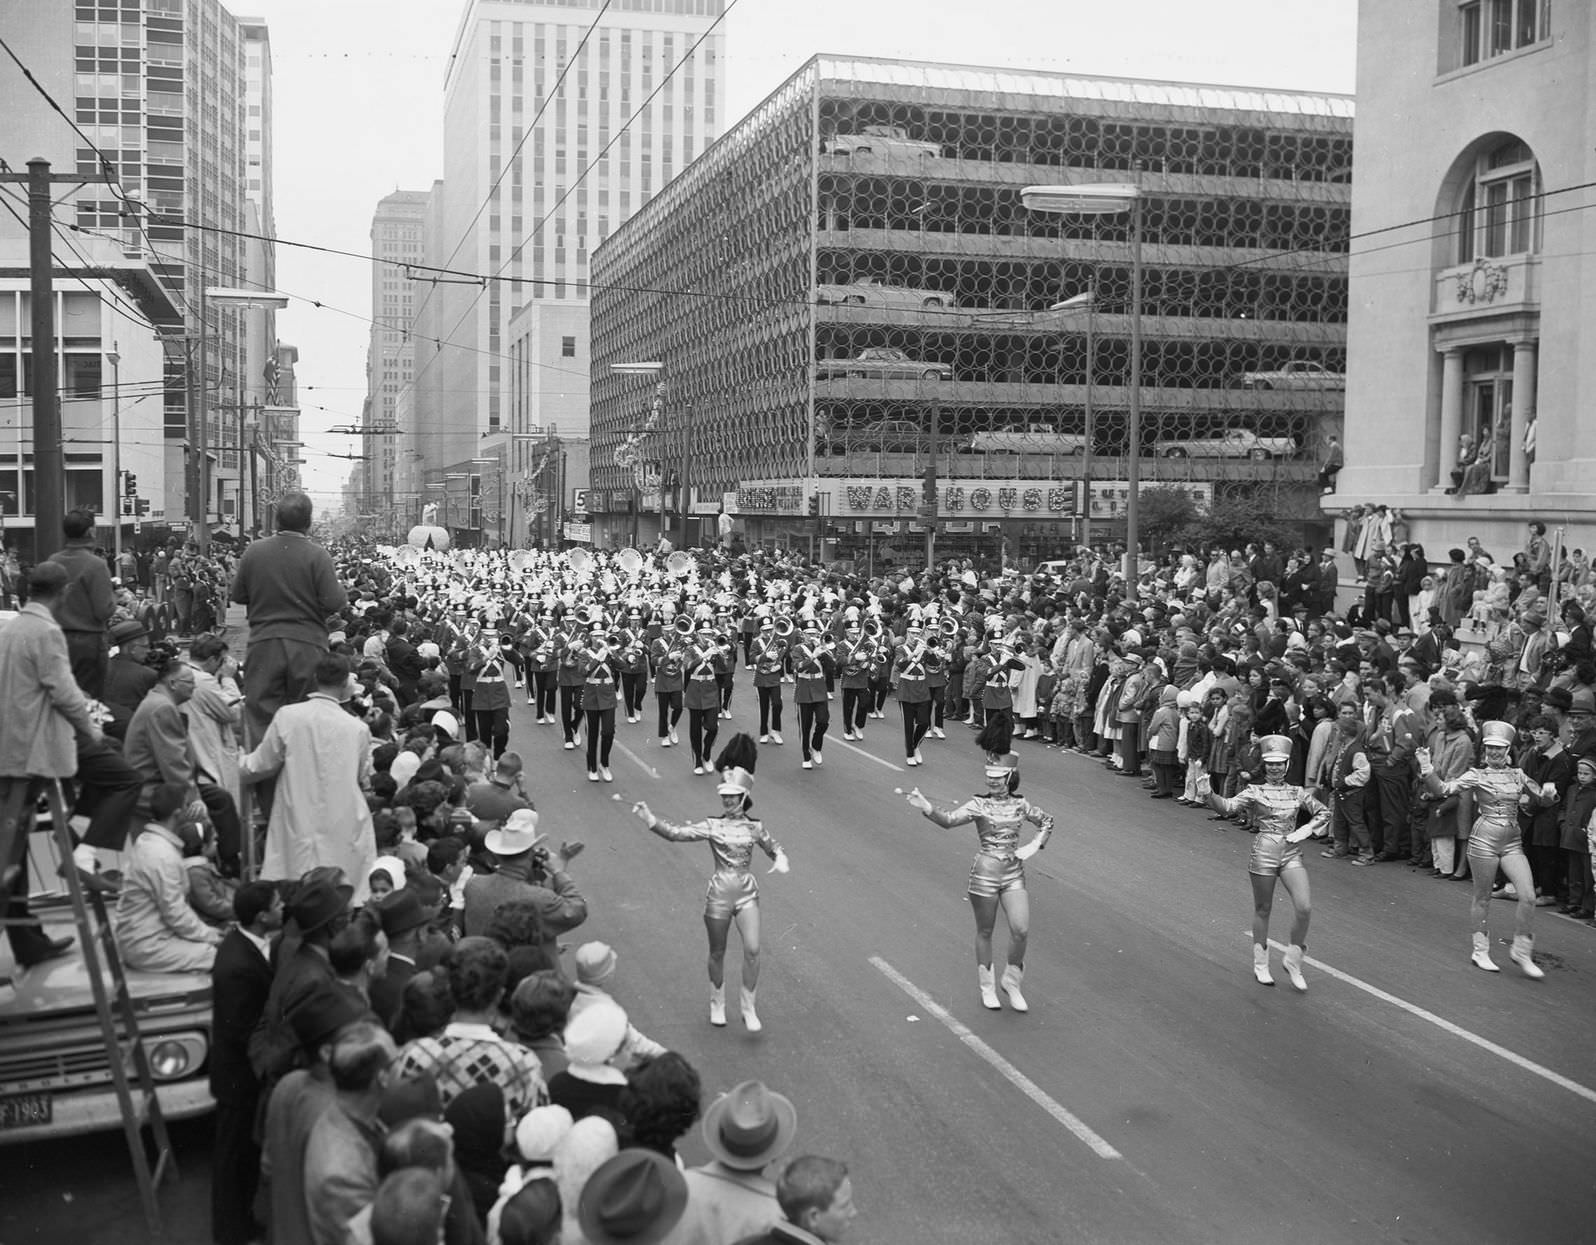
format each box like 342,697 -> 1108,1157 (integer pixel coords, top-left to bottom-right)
808,495 -> 820,517
123,471 -> 137,496
137,498 -> 151,516
120,496 -> 135,517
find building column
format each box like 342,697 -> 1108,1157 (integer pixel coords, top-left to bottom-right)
1505,341 -> 1537,493
1433,348 -> 1464,494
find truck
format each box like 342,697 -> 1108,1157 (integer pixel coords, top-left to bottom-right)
1238,361 -> 1345,390
1152,428 -> 1299,460
0,925 -> 215,1143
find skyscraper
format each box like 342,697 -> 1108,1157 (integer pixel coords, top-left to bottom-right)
364,190 -> 428,533
411,0 -> 724,495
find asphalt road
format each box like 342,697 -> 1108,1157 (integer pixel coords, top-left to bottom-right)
6,680 -> 1596,1244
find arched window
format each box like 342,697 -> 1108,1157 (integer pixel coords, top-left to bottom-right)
1457,139 -> 1540,263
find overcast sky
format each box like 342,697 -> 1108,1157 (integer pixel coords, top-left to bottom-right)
238,0 -> 1358,504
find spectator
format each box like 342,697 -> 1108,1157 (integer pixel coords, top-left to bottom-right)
570,941 -> 667,1071
509,970 -> 576,1080
303,1022 -> 398,1245
112,781 -> 224,971
466,750 -> 534,831
46,507 -> 116,697
241,653 -> 379,900
186,633 -> 245,802
546,999 -> 630,1128
672,1081 -> 798,1245
576,1150 -> 689,1245
210,880 -> 282,1245
251,875 -> 356,1086
0,562 -> 100,966
733,1155 -> 859,1245
620,1052 -> 703,1165
230,491 -> 348,746
461,811 -> 586,951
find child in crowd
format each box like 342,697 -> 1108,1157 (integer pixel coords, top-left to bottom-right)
1180,696 -> 1213,805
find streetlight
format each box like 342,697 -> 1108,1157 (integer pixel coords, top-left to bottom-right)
1022,184 -> 1141,583
612,361 -> 688,548
106,343 -> 122,567
197,287 -> 288,554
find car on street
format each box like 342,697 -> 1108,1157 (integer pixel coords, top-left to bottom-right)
1152,428 -> 1299,460
1238,361 -> 1345,390
814,348 -> 952,381
825,125 -> 943,158
815,279 -> 955,310
965,431 -> 1087,455
0,925 -> 215,1144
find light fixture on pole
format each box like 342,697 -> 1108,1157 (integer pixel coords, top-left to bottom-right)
106,343 -> 122,566
1048,290 -> 1096,544
198,287 -> 288,555
1021,185 -> 1141,583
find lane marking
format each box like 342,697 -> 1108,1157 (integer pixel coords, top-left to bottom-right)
870,955 -> 1123,1159
614,741 -> 661,780
1265,938 -> 1596,1106
829,738 -> 905,772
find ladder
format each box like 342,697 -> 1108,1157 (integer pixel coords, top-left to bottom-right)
0,777 -> 177,1238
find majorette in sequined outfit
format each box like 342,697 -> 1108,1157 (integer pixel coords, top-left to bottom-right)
1419,720 -> 1548,978
1201,735 -> 1329,990
632,734 -> 789,1030
904,754 -> 1054,1012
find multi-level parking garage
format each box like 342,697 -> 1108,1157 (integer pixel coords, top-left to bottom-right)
589,56 -> 1352,563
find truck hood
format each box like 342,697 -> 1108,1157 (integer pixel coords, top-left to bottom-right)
0,946 -> 210,1021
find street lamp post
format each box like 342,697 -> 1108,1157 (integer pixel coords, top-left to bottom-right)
611,361 -> 685,548
1022,184 -> 1141,583
106,344 -> 121,566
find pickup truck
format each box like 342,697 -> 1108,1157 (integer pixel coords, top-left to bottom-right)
1238,361 -> 1345,390
966,431 -> 1087,455
1153,429 -> 1299,460
0,917 -> 215,1143
825,125 -> 943,158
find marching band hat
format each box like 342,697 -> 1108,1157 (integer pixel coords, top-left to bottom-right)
1259,735 -> 1293,763
716,766 -> 755,799
1481,721 -> 1516,748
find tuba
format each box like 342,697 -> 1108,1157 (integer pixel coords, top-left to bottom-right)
617,547 -> 644,578
773,616 -> 795,639
666,551 -> 693,579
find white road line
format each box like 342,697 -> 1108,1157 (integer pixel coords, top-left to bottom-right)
614,741 -> 661,780
829,738 -> 905,772
870,955 -> 1123,1159
1266,938 -> 1596,1106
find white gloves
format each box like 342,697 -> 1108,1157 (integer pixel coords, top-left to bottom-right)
1541,783 -> 1559,803
1285,827 -> 1315,844
768,849 -> 790,874
1016,841 -> 1040,861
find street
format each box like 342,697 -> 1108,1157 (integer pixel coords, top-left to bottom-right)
4,686 -> 1596,1244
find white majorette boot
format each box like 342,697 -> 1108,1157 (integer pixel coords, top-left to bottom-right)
1509,934 -> 1545,979
709,983 -> 727,1026
1471,931 -> 1500,972
740,986 -> 762,1032
977,965 -> 1002,1010
1000,964 -> 1029,1012
1282,945 -> 1308,992
1253,943 -> 1275,986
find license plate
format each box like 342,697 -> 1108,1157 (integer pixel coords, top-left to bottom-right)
0,1092 -> 52,1129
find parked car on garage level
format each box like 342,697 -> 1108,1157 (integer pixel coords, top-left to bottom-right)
815,280 -> 956,310
1152,428 -> 1299,460
825,125 -> 943,158
814,348 -> 952,381
966,431 -> 1087,455
1238,361 -> 1345,390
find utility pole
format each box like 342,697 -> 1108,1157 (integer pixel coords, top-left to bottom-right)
108,344 -> 121,566
922,390 -> 940,571
0,160 -> 108,558
677,395 -> 691,549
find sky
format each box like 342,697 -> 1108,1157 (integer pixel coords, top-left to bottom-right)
239,0 -> 1359,505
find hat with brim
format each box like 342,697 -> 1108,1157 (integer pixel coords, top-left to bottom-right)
284,979 -> 366,1052
700,1080 -> 798,1170
716,765 -> 755,799
485,808 -> 545,856
375,888 -> 431,938
109,619 -> 149,645
578,1149 -> 689,1245
289,877 -> 354,934
1259,734 -> 1293,763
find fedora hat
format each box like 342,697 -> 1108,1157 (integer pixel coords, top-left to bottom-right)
485,808 -> 545,856
375,888 -> 431,938
289,876 -> 353,935
578,1149 -> 689,1245
109,619 -> 149,645
701,1080 -> 797,1170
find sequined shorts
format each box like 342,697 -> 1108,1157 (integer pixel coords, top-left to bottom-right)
1248,834 -> 1306,877
704,871 -> 759,919
967,852 -> 1025,897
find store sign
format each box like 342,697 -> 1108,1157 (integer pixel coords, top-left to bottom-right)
827,478 -> 1079,519
572,488 -> 589,514
734,483 -> 807,515
1088,481 -> 1211,519
563,521 -> 592,543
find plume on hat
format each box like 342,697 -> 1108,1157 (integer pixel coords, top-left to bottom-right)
713,732 -> 758,777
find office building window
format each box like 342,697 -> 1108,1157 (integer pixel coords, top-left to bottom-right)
1458,0 -> 1549,67
1456,138 -> 1540,262
562,335 -> 576,357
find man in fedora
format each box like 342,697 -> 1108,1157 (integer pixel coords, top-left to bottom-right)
101,617 -> 156,739
249,874 -> 356,1086
667,1080 -> 798,1244
579,1148 -> 689,1245
368,888 -> 432,1031
462,808 -> 587,957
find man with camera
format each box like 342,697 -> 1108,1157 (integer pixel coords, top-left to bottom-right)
461,810 -> 586,963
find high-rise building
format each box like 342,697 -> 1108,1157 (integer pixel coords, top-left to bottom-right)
364,190 -> 428,535
411,0 -> 725,528
0,1 -> 270,549
589,56 -> 1352,559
